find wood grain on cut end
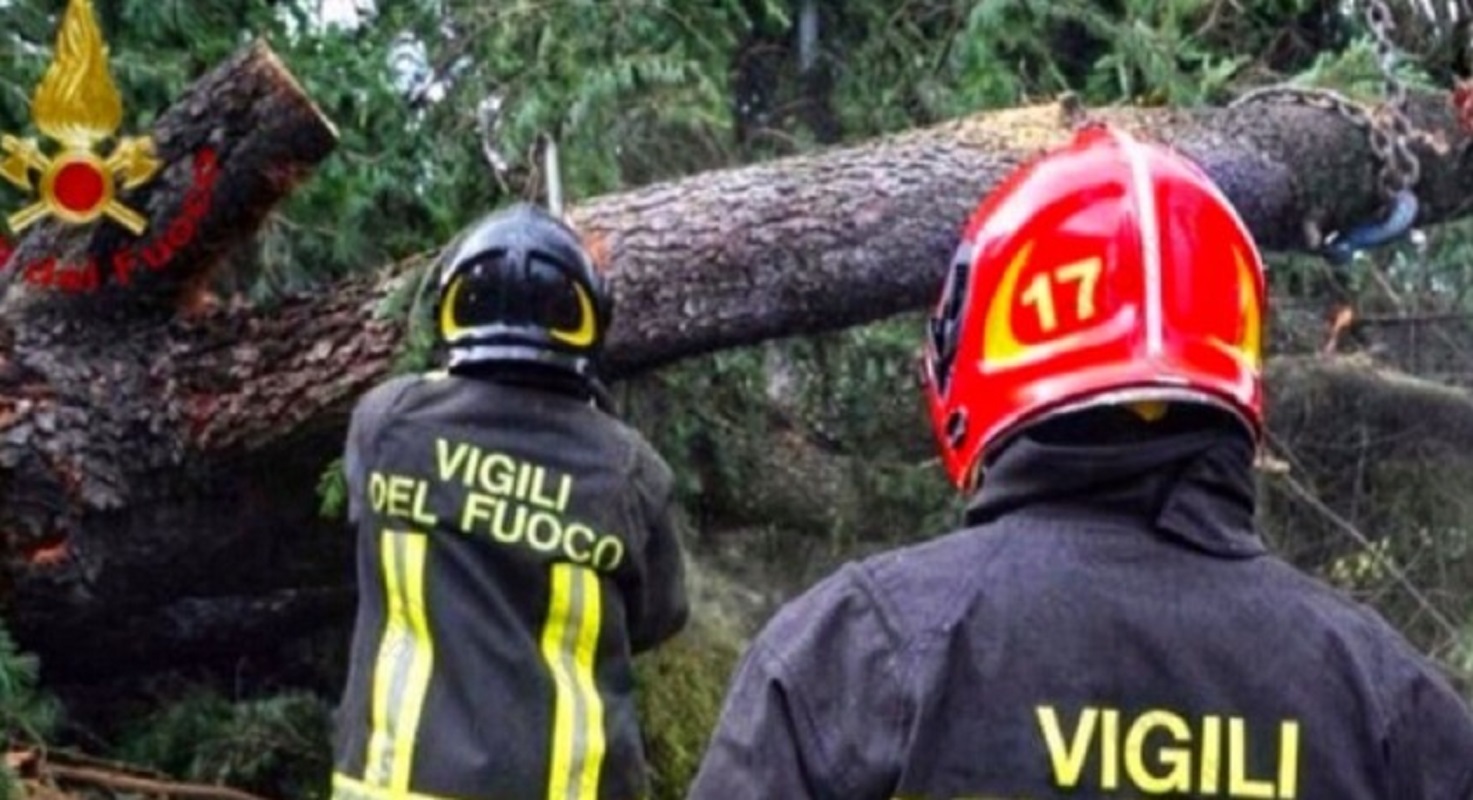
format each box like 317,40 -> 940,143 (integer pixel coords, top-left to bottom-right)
251,38 -> 341,142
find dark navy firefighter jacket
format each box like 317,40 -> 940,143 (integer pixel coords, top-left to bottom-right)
332,368 -> 688,800
688,413 -> 1473,799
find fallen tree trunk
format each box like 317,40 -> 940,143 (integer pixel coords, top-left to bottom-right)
7,71 -> 1473,677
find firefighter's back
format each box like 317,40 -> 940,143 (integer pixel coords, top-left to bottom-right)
332,371 -> 673,800
870,488 -> 1471,798
689,124 -> 1472,800
332,202 -> 687,800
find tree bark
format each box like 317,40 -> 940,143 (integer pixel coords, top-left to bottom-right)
0,40 -> 339,677
8,75 -> 1473,676
2,39 -> 338,312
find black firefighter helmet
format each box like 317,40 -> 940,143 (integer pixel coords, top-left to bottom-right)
433,203 -> 612,378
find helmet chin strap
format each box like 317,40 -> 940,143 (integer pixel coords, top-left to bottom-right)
586,375 -> 619,416
963,460 -> 984,495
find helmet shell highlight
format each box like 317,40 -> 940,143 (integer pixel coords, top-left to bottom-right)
922,126 -> 1265,490
433,203 -> 612,377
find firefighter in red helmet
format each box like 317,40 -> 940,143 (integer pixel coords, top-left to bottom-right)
688,126 -> 1473,799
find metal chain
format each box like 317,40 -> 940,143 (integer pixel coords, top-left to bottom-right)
1456,0 -> 1473,63
1228,0 -> 1428,263
1231,0 -> 1421,202
1363,0 -> 1422,194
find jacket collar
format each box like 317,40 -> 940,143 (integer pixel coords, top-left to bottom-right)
964,423 -> 1265,559
452,362 -> 597,403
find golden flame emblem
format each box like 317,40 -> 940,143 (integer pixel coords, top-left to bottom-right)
0,0 -> 160,235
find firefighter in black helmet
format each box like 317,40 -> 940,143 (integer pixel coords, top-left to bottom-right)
435,204 -> 613,384
331,203 -> 689,800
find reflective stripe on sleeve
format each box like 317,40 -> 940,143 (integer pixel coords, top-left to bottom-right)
540,563 -> 607,800
363,530 -> 436,793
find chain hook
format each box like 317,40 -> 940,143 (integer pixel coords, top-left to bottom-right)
1323,189 -> 1419,265
1319,0 -> 1423,264
1227,1 -> 1424,266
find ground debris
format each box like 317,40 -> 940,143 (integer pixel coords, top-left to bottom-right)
6,748 -> 273,800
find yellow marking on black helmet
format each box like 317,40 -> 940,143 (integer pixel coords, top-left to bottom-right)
438,276 -> 468,341
549,282 -> 597,348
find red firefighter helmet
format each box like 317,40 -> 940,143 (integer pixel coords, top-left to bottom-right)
921,125 -> 1266,491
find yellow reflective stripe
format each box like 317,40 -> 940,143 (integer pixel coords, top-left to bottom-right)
331,771 -> 460,800
572,567 -> 605,799
394,534 -> 434,791
542,565 -> 575,800
363,531 -> 435,793
365,533 -> 403,785
540,563 -> 606,800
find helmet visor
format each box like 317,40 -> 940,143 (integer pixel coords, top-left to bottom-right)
442,251 -> 589,341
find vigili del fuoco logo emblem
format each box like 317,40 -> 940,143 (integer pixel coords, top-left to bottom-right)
0,0 -> 219,293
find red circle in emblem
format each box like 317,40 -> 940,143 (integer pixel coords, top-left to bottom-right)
53,162 -> 107,213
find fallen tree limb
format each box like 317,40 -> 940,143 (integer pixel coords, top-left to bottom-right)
1260,354 -> 1473,667
44,764 -> 273,800
7,79 -> 1473,674
9,747 -> 274,800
